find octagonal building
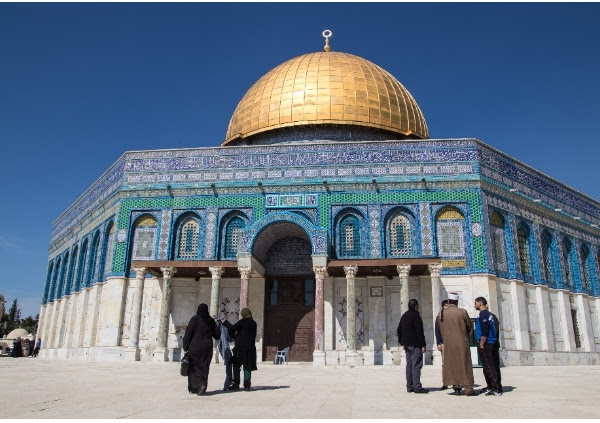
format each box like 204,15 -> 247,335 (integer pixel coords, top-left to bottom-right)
37,39 -> 600,366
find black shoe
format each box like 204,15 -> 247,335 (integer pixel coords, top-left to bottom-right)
452,386 -> 462,395
413,388 -> 429,394
485,390 -> 502,396
243,381 -> 251,391
228,383 -> 240,390
407,388 -> 414,393
480,387 -> 491,395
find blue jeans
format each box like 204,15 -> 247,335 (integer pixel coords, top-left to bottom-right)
224,359 -> 233,389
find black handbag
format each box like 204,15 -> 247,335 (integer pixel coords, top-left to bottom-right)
180,352 -> 190,377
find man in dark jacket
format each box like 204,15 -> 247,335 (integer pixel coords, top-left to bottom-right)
222,307 -> 257,391
397,299 -> 429,393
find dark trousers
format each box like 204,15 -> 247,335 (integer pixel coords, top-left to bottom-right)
224,359 -> 233,389
232,358 -> 252,384
478,343 -> 502,392
404,346 -> 424,389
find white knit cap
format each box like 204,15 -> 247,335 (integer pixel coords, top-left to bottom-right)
448,293 -> 459,301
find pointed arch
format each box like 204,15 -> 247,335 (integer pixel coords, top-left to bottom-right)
43,261 -> 54,304
49,257 -> 61,302
100,221 -> 115,280
516,222 -> 532,278
489,210 -> 508,273
86,231 -> 101,287
335,208 -> 365,259
435,205 -> 466,267
56,251 -> 69,299
561,237 -> 574,288
220,211 -> 248,260
580,243 -> 591,291
171,212 -> 202,260
384,207 -> 414,257
66,245 -> 78,295
540,229 -> 555,284
131,214 -> 159,261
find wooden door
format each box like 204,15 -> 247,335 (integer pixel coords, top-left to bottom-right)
264,277 -> 315,362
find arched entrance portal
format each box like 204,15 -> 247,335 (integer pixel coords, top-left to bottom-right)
257,225 -> 315,362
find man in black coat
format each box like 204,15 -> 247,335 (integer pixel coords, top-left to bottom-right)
222,307 -> 257,391
397,299 -> 429,393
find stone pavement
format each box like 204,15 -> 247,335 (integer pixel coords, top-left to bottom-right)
1,358 -> 599,419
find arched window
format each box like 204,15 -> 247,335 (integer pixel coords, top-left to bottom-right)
338,213 -> 363,258
177,217 -> 200,259
75,240 -> 88,292
66,246 -> 78,295
435,206 -> 466,267
43,262 -> 54,303
86,232 -> 101,287
489,211 -> 507,273
540,230 -> 554,283
387,213 -> 412,257
580,244 -> 590,291
223,216 -> 245,260
100,222 -> 115,280
49,257 -> 61,302
131,215 -> 158,260
56,252 -> 69,298
517,223 -> 531,277
562,238 -> 573,287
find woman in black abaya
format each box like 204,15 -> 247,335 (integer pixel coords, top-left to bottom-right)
183,303 -> 220,395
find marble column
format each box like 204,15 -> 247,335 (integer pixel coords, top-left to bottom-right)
153,267 -> 177,362
344,265 -> 358,366
209,266 -> 223,364
238,266 -> 251,311
429,263 -> 444,367
313,266 -> 328,366
209,267 -> 223,319
125,267 -> 146,361
396,264 -> 411,316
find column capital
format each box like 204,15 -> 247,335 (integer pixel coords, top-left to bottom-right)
428,263 -> 443,277
238,266 -> 252,279
132,267 -> 147,279
396,264 -> 411,278
160,267 -> 177,279
343,265 -> 358,278
209,266 -> 224,279
313,266 -> 328,279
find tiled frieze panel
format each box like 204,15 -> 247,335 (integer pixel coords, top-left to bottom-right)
157,209 -> 172,260
204,208 -> 218,260
419,202 -> 433,256
368,204 -> 381,258
112,196 -> 264,274
266,208 -> 318,225
478,143 -> 600,221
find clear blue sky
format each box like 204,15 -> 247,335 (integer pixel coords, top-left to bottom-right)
1,3 -> 599,317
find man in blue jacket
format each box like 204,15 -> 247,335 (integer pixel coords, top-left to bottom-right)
475,297 -> 502,396
397,299 -> 429,393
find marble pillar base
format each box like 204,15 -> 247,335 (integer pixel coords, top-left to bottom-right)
313,350 -> 326,367
123,347 -> 140,361
345,350 -> 359,367
431,349 -> 442,367
152,347 -> 169,362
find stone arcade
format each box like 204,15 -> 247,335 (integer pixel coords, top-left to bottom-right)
37,34 -> 600,367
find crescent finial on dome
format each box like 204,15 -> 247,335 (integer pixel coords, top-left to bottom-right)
323,29 -> 332,52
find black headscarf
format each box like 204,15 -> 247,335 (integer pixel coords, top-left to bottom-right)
197,303 -> 215,328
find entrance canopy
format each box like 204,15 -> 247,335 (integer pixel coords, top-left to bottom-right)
326,258 -> 441,277
131,260 -> 238,278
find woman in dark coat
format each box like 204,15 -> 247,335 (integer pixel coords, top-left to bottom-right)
222,307 -> 257,391
11,337 -> 23,358
183,303 -> 220,395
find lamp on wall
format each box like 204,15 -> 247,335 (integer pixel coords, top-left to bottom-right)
372,178 -> 380,193
166,184 -> 174,199
257,181 -> 265,194
323,180 -> 331,194
210,182 -> 218,197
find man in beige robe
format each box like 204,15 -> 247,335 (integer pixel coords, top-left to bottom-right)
438,293 -> 476,396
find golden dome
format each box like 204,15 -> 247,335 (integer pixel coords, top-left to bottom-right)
223,51 -> 428,145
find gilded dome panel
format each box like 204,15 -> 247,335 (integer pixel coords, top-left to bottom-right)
223,52 -> 428,145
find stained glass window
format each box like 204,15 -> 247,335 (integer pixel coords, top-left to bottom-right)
517,225 -> 531,277
339,214 -> 361,258
389,214 -> 411,256
132,216 -> 158,260
541,230 -> 554,282
224,217 -> 245,259
178,218 -> 199,259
